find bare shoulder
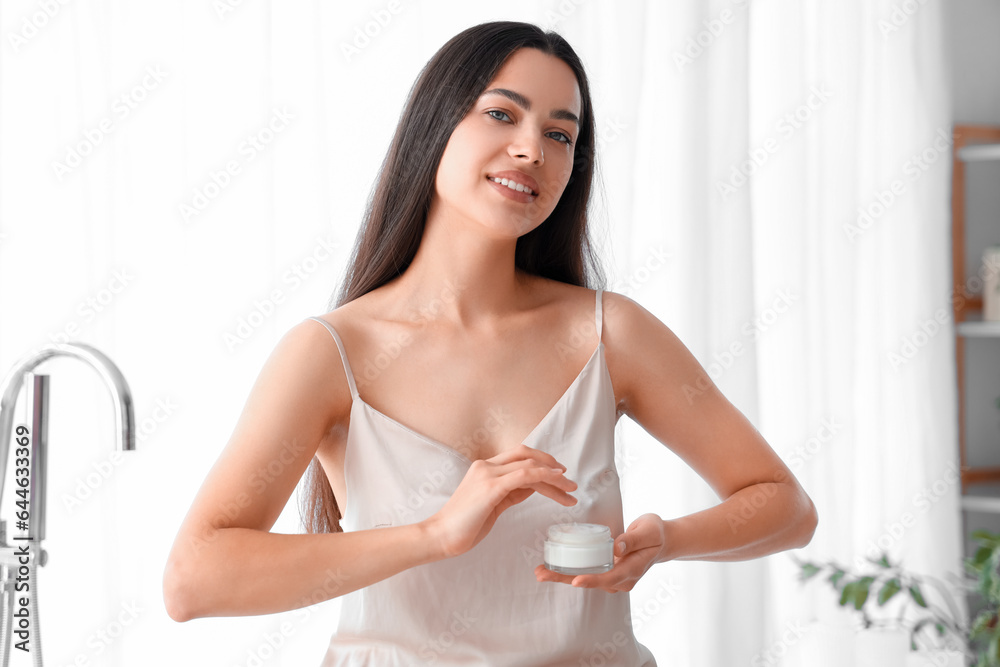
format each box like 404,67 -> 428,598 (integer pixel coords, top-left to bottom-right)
298,298 -> 372,426
597,289 -> 694,419
525,282 -> 646,417
165,314 -> 356,546
595,289 -> 811,510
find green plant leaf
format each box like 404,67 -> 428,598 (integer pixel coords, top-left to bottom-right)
829,569 -> 846,589
854,576 -> 874,610
840,581 -> 855,607
971,529 -> 1000,545
973,546 -> 994,568
908,584 -> 927,608
984,551 -> 1000,604
877,578 -> 901,605
865,553 -> 890,568
970,609 -> 995,641
800,563 -> 822,581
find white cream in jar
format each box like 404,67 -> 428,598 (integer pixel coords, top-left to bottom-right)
543,522 -> 614,575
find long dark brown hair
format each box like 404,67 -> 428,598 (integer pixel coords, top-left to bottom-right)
299,20 -> 607,534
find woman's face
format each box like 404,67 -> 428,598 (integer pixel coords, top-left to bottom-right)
432,47 -> 583,237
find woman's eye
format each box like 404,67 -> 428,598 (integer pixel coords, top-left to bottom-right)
486,110 -> 573,146
552,132 -> 573,146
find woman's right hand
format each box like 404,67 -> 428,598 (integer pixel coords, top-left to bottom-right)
422,444 -> 578,559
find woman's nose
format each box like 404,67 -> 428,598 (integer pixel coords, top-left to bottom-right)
509,131 -> 544,165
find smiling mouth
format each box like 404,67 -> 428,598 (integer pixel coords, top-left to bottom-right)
486,175 -> 538,197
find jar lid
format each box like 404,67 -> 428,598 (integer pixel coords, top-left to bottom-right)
546,522 -> 612,545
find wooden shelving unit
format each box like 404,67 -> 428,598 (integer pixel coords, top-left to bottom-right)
952,124 -> 1000,504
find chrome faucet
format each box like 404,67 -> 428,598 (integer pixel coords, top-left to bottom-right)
0,343 -> 135,492
0,342 -> 135,667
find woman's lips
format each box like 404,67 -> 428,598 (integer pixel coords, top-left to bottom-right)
486,175 -> 538,203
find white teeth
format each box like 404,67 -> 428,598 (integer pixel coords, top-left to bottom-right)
489,176 -> 536,196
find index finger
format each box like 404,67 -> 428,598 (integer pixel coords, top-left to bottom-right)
489,443 -> 567,471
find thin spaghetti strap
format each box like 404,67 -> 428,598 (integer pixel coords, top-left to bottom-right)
306,316 -> 359,400
595,288 -> 604,343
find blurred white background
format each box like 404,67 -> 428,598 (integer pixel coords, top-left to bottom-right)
0,0 -> 972,665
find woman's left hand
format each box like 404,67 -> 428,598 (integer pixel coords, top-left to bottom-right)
534,513 -> 667,593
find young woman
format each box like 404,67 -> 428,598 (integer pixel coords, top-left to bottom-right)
163,20 -> 817,666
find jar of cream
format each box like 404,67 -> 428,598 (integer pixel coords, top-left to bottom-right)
543,523 -> 614,575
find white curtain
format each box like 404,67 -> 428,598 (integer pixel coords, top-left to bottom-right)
617,1 -> 962,664
748,1 -> 964,663
0,1 -> 960,665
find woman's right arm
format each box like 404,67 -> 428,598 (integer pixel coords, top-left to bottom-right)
162,318 -> 578,622
162,319 -> 446,622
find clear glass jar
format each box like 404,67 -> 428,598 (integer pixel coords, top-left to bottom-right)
543,522 -> 614,575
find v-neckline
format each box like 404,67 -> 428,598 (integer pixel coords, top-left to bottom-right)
354,342 -> 605,465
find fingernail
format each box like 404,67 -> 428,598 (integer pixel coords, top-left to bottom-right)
617,541 -> 625,554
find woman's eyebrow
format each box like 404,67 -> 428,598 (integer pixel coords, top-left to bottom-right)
481,88 -> 580,127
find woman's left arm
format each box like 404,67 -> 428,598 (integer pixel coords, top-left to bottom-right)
536,291 -> 818,591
